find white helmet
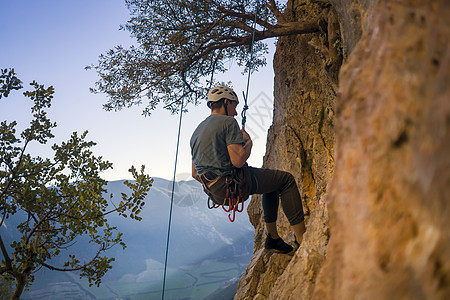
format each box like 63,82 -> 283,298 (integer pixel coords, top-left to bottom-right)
207,86 -> 239,107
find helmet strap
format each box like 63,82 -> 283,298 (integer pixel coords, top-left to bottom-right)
224,99 -> 229,116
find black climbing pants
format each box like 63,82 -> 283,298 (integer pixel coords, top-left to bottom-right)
248,167 -> 305,226
201,166 -> 304,226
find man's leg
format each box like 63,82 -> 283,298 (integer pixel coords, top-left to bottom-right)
293,221 -> 306,245
250,168 -> 304,224
250,167 -> 305,247
265,221 -> 279,239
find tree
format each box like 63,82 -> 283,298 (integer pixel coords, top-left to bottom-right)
88,0 -> 328,115
0,69 -> 153,299
0,275 -> 12,299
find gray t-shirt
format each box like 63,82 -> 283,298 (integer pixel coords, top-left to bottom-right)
190,115 -> 244,176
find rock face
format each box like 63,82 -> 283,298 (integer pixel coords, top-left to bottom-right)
236,0 -> 339,298
236,0 -> 449,299
314,1 -> 450,299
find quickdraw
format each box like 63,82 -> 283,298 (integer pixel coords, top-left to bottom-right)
204,172 -> 245,222
208,187 -> 244,222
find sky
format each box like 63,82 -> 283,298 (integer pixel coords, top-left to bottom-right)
0,0 -> 276,181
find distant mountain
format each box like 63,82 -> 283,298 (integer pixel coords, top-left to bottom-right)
104,178 -> 254,267
5,177 -> 255,299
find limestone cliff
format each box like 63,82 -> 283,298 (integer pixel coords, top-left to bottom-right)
236,0 -> 449,299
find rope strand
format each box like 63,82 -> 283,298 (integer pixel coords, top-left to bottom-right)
242,2 -> 260,128
162,1 -> 200,299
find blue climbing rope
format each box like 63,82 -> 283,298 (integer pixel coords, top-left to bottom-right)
162,1 -> 200,299
241,2 -> 260,128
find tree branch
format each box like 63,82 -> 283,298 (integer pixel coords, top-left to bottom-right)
216,5 -> 275,30
0,234 -> 13,275
0,209 -> 6,227
190,20 -> 320,64
25,209 -> 52,245
41,245 -> 104,272
0,103 -> 43,203
267,0 -> 283,20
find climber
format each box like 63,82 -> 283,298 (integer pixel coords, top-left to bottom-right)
190,85 -> 306,254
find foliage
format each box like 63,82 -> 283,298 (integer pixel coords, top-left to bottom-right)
0,68 -> 22,99
0,275 -> 12,299
88,0 -> 321,116
0,69 -> 153,298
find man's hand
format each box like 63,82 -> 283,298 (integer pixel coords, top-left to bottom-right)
241,127 -> 252,143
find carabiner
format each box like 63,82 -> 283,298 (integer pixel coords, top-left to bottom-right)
207,197 -> 220,209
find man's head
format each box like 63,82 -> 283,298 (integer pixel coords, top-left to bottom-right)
207,86 -> 239,116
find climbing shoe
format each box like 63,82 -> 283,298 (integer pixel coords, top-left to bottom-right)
264,234 -> 293,254
293,240 -> 300,251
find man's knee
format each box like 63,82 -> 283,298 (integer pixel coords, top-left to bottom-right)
288,211 -> 305,226
282,171 -> 297,188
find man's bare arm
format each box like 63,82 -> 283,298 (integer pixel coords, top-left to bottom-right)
227,139 -> 252,168
228,127 -> 253,168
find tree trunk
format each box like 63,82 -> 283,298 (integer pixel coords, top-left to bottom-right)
11,274 -> 27,300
